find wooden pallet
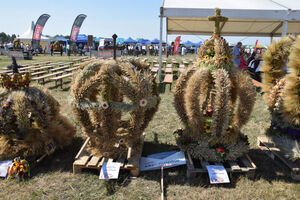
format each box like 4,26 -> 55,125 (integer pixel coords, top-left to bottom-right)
257,136 -> 300,180
185,151 -> 256,179
73,134 -> 145,177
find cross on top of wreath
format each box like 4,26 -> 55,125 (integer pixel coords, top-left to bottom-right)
208,8 -> 228,36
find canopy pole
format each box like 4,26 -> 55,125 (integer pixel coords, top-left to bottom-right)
158,7 -> 163,82
165,34 -> 168,57
282,20 -> 288,36
270,34 -> 273,43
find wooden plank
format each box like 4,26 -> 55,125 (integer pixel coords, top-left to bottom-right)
258,136 -> 299,170
50,65 -> 70,72
126,133 -> 145,169
75,137 -> 90,159
31,71 -> 46,76
163,74 -> 173,83
74,155 -> 90,166
50,73 -> 73,80
87,156 -> 101,167
243,154 -> 256,169
32,71 -> 64,80
165,68 -> 173,73
166,64 -> 172,68
151,68 -> 159,73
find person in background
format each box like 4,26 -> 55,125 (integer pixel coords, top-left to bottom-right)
66,43 -> 70,56
247,52 -> 256,66
238,49 -> 248,70
20,42 -> 24,50
248,54 -> 263,82
233,42 -> 242,67
50,43 -> 54,56
43,45 -> 47,56
181,45 -> 186,56
59,43 -> 63,56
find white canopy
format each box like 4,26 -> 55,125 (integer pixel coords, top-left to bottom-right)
18,21 -> 50,41
162,0 -> 300,37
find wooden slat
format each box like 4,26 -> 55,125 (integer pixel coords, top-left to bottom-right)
32,71 -> 64,80
151,68 -> 159,73
163,74 -> 173,83
74,155 -> 90,166
75,137 -> 90,159
87,156 -> 101,167
50,73 -> 73,80
258,136 -> 299,170
126,133 -> 145,169
165,68 -> 173,73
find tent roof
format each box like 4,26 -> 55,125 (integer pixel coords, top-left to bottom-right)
124,37 -> 137,44
18,21 -> 50,41
55,36 -> 68,42
163,0 -> 300,36
77,34 -> 88,43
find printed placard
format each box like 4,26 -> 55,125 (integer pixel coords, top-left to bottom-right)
99,162 -> 121,179
140,151 -> 186,171
206,165 -> 230,184
0,160 -> 12,177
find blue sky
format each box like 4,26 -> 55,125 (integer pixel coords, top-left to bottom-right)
0,0 -> 275,46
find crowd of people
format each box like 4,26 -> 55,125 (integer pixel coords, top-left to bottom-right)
232,42 -> 265,82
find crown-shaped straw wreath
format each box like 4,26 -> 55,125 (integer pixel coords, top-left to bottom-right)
71,59 -> 160,158
173,8 -> 256,162
0,74 -> 75,160
261,36 -> 300,161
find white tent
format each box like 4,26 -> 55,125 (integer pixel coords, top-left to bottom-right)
157,0 -> 300,80
18,21 -> 50,41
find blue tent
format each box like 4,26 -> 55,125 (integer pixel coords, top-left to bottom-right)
195,41 -> 202,47
151,38 -> 160,44
184,40 -> 194,46
140,39 -> 151,45
116,38 -> 124,44
151,39 -> 166,45
124,37 -> 137,44
76,34 -> 88,43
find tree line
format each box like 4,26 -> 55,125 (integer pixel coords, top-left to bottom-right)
0,32 -> 70,43
0,32 -> 17,43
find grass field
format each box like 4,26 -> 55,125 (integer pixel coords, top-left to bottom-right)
0,55 -> 299,200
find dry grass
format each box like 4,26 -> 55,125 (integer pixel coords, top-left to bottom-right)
0,55 -> 299,200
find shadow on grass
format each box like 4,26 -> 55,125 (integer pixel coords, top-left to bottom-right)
30,136 -> 84,176
47,80 -> 71,91
139,144 -> 299,198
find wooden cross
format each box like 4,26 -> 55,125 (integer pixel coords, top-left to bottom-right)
208,8 -> 228,36
112,34 -> 118,60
